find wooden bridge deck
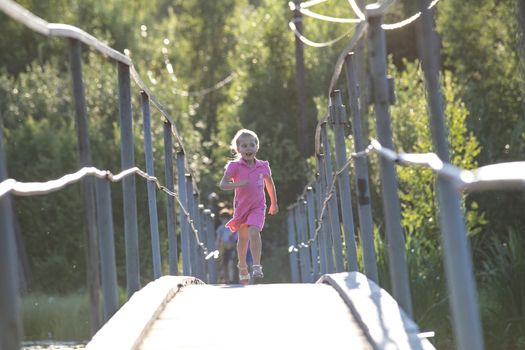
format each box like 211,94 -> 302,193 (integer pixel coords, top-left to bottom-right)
85,272 -> 434,350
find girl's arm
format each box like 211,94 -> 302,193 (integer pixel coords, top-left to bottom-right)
219,174 -> 248,190
264,175 -> 279,215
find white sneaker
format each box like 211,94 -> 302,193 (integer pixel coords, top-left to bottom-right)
252,265 -> 264,279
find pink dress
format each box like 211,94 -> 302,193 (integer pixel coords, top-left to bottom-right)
223,158 -> 271,232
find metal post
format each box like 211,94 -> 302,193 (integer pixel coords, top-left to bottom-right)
292,0 -> 310,158
69,38 -> 101,332
287,211 -> 300,283
117,62 -> 140,297
367,8 -> 412,316
176,152 -> 191,275
313,180 -> 328,275
418,1 -> 483,348
194,202 -> 205,280
204,209 -> 218,284
294,205 -> 310,283
320,123 -> 345,272
199,206 -> 209,281
329,90 -> 359,271
316,161 -> 335,273
344,53 -> 378,282
293,206 -> 308,282
306,187 -> 319,279
94,178 -> 119,322
141,92 -> 162,279
0,125 -> 21,350
163,122 -> 178,275
300,200 -> 313,282
355,0 -> 369,137
186,174 -> 197,276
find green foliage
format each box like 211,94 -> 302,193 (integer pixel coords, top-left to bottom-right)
437,0 -> 523,162
387,60 -> 485,241
22,292 -> 90,340
479,228 -> 525,349
1,61 -> 86,292
436,0 -> 525,239
22,288 -> 129,341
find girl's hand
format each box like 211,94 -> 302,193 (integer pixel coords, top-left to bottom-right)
268,203 -> 279,215
236,179 -> 249,187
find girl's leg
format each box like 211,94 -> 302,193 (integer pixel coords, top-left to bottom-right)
248,225 -> 262,266
237,224 -> 250,267
237,225 -> 250,283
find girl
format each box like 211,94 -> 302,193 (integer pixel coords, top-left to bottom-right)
219,129 -> 278,284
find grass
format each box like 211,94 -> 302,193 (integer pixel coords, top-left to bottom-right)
22,292 -> 91,341
478,228 -> 525,349
21,288 -> 133,341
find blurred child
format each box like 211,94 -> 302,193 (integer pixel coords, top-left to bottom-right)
215,208 -> 237,283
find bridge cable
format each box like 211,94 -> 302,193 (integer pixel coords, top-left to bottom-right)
0,166 -> 219,260
288,19 -> 358,48
289,1 -> 361,24
287,0 -> 442,50
161,48 -> 236,97
382,0 -> 441,31
289,138 -> 525,251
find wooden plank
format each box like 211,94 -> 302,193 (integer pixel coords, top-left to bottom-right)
86,276 -> 202,350
87,272 -> 434,349
318,272 -> 435,349
139,283 -> 372,350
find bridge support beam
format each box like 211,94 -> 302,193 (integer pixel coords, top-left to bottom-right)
344,53 -> 378,283
69,38 -> 102,333
118,62 -> 140,298
329,90 -> 359,272
204,209 -> 218,284
177,153 -> 191,275
418,1 -> 484,348
296,201 -> 313,283
94,178 -> 119,322
163,121 -> 179,276
287,211 -> 300,283
367,8 -> 412,316
320,123 -> 345,272
141,92 -> 162,279
306,187 -> 320,280
186,175 -> 198,277
315,161 -> 334,273
0,125 -> 21,350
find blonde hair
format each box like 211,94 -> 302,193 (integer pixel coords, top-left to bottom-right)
230,129 -> 259,158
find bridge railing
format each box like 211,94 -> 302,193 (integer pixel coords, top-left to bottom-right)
286,1 -> 525,350
0,1 -> 219,348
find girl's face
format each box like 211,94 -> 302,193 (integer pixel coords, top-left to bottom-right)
236,134 -> 258,163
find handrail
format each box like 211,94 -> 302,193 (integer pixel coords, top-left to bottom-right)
0,164 -> 218,258
290,137 -> 525,251
0,1 -> 130,64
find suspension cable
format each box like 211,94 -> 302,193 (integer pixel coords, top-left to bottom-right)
289,138 -> 525,251
382,0 -> 441,30
288,19 -> 357,48
0,166 -> 219,259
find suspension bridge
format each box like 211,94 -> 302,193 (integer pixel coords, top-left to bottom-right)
1,0 -> 522,349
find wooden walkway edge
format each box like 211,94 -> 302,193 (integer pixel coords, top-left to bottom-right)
86,272 -> 435,350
